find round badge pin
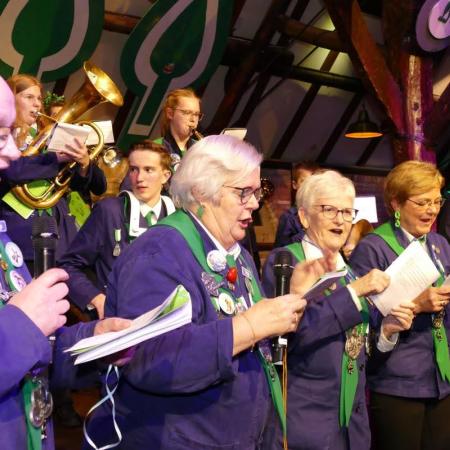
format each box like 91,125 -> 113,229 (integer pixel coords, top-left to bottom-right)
9,270 -> 27,292
207,250 -> 227,272
218,292 -> 236,315
5,241 -> 23,268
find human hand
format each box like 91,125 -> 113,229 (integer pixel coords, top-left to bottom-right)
57,137 -> 90,174
90,293 -> 106,320
9,268 -> 70,336
381,302 -> 415,339
94,317 -> 134,366
349,269 -> 390,297
244,294 -> 306,341
290,251 -> 337,295
413,286 -> 450,314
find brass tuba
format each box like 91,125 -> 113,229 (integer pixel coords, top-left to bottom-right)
12,61 -> 124,209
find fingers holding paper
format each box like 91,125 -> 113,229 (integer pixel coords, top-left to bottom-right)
349,269 -> 390,297
94,317 -> 134,366
381,302 -> 415,339
413,286 -> 450,314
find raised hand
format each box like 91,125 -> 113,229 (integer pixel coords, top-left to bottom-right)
9,268 -> 70,336
289,252 -> 337,296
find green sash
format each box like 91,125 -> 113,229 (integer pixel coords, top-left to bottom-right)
0,240 -> 42,450
156,210 -> 286,434
286,242 -> 369,427
373,222 -> 450,383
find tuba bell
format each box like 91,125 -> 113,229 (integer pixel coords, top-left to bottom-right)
11,61 -> 124,209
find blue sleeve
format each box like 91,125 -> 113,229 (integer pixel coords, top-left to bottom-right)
0,305 -> 51,398
106,228 -> 237,395
59,203 -> 106,309
290,287 -> 362,354
70,163 -> 107,196
349,234 -> 391,277
0,153 -> 59,183
51,321 -> 99,390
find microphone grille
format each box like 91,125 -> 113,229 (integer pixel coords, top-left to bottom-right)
32,215 -> 58,239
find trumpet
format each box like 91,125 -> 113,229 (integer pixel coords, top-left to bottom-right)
190,128 -> 204,141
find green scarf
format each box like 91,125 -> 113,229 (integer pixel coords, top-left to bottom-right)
156,210 -> 287,434
373,222 -> 450,383
286,242 -> 369,427
0,240 -> 42,450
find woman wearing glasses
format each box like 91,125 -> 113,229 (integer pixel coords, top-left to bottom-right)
350,161 -> 450,450
83,135 -> 333,449
155,88 -> 203,171
262,170 -> 414,450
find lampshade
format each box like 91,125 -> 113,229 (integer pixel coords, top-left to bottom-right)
345,106 -> 383,139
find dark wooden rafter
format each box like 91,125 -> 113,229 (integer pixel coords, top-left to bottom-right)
381,0 -> 436,163
276,16 -> 344,52
207,0 -> 293,134
317,92 -> 363,163
231,0 -> 310,128
323,0 -> 404,133
271,50 -> 339,159
424,77 -> 450,145
356,136 -> 383,166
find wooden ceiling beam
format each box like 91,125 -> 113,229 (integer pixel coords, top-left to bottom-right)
277,16 -> 344,52
317,92 -> 363,163
323,0 -> 404,133
356,136 -> 383,166
271,50 -> 340,159
207,0 -> 293,134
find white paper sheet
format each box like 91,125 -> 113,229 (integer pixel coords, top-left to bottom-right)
370,241 -> 440,316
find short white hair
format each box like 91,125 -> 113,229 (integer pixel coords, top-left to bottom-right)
0,77 -> 15,127
296,170 -> 355,210
170,134 -> 263,209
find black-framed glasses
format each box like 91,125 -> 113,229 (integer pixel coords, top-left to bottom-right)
407,198 -> 445,209
174,108 -> 204,121
315,205 -> 358,222
224,185 -> 263,204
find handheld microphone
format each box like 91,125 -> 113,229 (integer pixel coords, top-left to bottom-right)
31,215 -> 59,277
272,250 -> 294,365
31,215 -> 59,359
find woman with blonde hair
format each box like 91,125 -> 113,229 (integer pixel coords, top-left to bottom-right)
1,74 -> 106,266
154,88 -> 203,170
351,160 -> 450,450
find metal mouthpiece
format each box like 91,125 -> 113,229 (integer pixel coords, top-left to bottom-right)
36,112 -> 58,122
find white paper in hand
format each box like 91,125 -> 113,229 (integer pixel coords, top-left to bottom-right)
47,122 -> 91,152
66,285 -> 192,364
304,268 -> 348,301
370,241 -> 440,316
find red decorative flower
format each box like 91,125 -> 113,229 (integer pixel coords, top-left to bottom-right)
226,267 -> 238,284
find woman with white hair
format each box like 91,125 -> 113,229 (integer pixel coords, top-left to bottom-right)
83,135 -> 329,449
262,170 -> 415,450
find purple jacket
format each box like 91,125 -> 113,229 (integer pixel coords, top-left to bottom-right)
0,153 -> 106,261
262,246 -> 370,450
273,206 -> 304,248
0,303 -> 97,450
83,219 -> 271,450
350,222 -> 450,399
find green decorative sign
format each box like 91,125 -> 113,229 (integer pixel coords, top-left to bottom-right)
119,0 -> 232,149
0,0 -> 104,81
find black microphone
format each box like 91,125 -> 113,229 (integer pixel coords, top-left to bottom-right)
31,215 -> 59,278
272,250 -> 294,365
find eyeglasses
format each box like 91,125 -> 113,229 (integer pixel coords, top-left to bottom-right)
407,198 -> 445,209
174,109 -> 204,121
224,185 -> 263,204
315,205 -> 358,222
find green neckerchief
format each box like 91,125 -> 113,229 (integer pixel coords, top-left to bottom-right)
0,241 -> 41,450
373,222 -> 450,383
156,210 -> 287,435
286,241 -> 369,427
